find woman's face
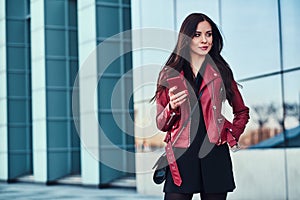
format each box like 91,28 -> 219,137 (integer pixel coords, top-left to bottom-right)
189,20 -> 213,57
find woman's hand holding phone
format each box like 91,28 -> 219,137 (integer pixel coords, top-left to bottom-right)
167,76 -> 188,109
168,86 -> 188,109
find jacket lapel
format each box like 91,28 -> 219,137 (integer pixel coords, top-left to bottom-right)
200,62 -> 220,92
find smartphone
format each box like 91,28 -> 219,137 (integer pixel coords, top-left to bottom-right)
167,76 -> 186,94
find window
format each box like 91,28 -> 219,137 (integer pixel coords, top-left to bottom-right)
46,29 -> 66,56
46,60 -> 67,87
47,90 -> 67,117
96,6 -> 120,38
45,0 -> 65,26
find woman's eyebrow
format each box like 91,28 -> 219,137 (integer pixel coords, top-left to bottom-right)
195,30 -> 212,33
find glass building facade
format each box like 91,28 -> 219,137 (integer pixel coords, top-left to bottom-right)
0,0 -> 135,186
220,0 -> 300,148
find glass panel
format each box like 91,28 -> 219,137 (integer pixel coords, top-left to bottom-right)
6,0 -> 25,17
70,89 -> 79,117
26,0 -> 30,15
106,58 -> 122,74
46,60 -> 66,87
8,127 -> 27,150
71,150 -> 81,173
97,41 -> 121,73
96,6 -> 120,38
9,155 -> 28,178
47,152 -> 69,181
99,113 -> 123,145
47,90 -> 67,117
123,43 -> 132,72
8,100 -> 27,123
27,69 -> 32,97
69,0 -> 77,27
124,53 -> 132,73
69,61 -> 78,86
97,0 -> 119,3
26,46 -> 31,71
25,19 -> 31,44
71,120 -> 80,147
283,70 -> 300,147
46,29 -> 66,56
69,30 -> 78,57
125,112 -> 134,138
122,8 -> 131,32
98,77 -> 119,109
99,156 -> 124,183
27,103 -> 32,125
281,0 -> 300,69
126,134 -> 135,153
221,0 -> 280,79
47,121 -> 68,148
125,75 -> 134,139
7,47 -> 26,70
125,76 -> 133,111
123,0 -> 130,4
45,0 -> 65,26
239,75 -> 282,148
8,73 -> 26,97
7,20 -> 25,43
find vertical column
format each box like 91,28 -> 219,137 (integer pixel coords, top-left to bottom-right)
77,0 -> 100,185
31,0 -> 48,183
96,0 -> 135,185
0,0 -> 8,181
0,0 -> 32,181
69,0 -> 81,176
31,0 -> 81,183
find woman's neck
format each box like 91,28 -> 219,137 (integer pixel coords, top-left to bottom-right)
190,54 -> 206,77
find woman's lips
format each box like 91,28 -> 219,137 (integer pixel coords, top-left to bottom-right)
200,46 -> 208,50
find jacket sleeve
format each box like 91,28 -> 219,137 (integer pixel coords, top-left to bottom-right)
225,81 -> 250,141
156,88 -> 181,132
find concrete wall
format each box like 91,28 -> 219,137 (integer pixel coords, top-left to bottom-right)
136,149 -> 300,200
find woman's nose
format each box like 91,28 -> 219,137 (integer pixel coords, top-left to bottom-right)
201,36 -> 207,43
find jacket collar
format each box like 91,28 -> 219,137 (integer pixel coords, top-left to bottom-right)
178,61 -> 221,93
200,62 -> 220,91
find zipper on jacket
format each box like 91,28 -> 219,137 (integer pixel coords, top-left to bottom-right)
187,99 -> 191,147
171,99 -> 191,147
211,81 -> 221,143
166,112 -> 176,126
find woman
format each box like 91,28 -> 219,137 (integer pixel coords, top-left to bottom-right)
152,13 -> 250,200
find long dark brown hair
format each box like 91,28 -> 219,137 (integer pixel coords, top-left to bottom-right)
151,13 -> 235,104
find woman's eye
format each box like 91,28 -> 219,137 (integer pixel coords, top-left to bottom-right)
206,32 -> 212,37
194,33 -> 200,37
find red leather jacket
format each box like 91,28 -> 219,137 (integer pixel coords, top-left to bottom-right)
156,63 -> 250,148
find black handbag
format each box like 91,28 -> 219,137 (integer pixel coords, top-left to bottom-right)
152,153 -> 168,184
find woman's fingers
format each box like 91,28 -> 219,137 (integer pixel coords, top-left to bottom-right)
169,89 -> 188,109
174,91 -> 187,102
170,90 -> 187,101
176,90 -> 188,99
168,86 -> 177,96
177,98 -> 187,105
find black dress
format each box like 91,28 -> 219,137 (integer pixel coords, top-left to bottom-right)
163,64 -> 236,194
